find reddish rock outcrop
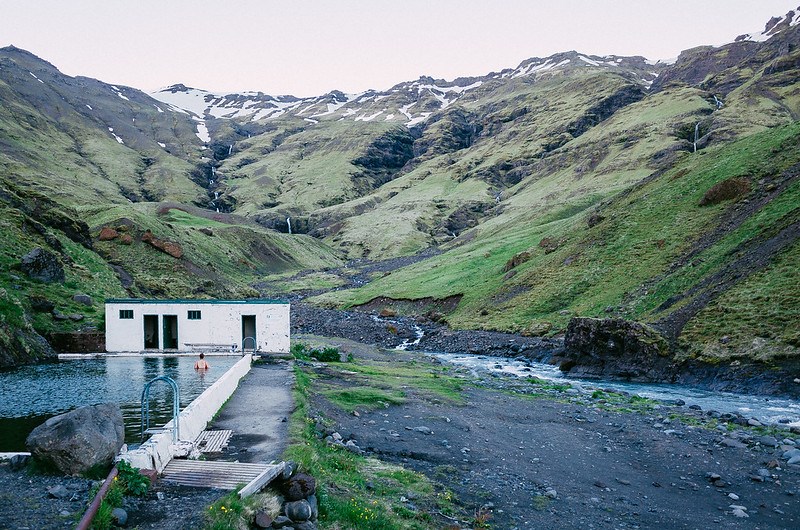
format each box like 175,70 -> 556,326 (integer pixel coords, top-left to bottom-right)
98,227 -> 119,241
141,230 -> 183,258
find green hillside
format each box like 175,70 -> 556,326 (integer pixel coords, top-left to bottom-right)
1,23 -> 799,375
315,123 -> 799,363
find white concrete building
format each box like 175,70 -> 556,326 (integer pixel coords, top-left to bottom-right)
105,299 -> 290,353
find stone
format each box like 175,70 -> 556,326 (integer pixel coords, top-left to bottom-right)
747,419 -> 763,427
307,494 -> 319,521
112,507 -> 128,526
68,314 -> 84,322
294,522 -> 317,530
72,294 -> 93,306
254,511 -> 273,528
412,426 -> 433,435
20,248 -> 64,283
47,485 -> 70,499
29,295 -> 55,313
199,227 -> 214,236
119,234 -> 133,245
271,515 -> 293,528
98,227 -> 119,241
756,436 -> 779,447
783,448 -> 800,460
728,493 -> 739,500
788,455 -> 800,466
285,499 -> 312,522
52,309 -> 69,321
281,461 -> 296,480
544,488 -> 557,499
9,454 -> 30,471
26,403 -> 125,475
559,317 -> 670,378
283,473 -> 316,501
720,438 -> 747,449
141,230 -> 183,258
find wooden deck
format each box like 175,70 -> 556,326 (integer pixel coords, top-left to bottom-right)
161,460 -> 284,492
195,430 -> 232,453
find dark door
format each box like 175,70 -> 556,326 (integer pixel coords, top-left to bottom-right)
242,315 -> 256,351
144,315 -> 159,349
163,315 -> 178,349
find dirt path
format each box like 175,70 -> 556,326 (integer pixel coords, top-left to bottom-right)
305,340 -> 800,529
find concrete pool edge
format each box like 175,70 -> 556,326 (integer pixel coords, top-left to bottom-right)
118,354 -> 253,472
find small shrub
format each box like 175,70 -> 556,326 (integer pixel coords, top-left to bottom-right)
699,177 -> 751,206
291,342 -> 341,362
117,460 -> 150,496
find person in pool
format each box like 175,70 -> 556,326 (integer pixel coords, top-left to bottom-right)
194,353 -> 210,371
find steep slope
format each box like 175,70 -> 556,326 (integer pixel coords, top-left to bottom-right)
310,22 -> 800,370
0,46 -> 211,207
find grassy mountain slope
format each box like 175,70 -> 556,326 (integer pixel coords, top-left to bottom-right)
315,122 -> 799,362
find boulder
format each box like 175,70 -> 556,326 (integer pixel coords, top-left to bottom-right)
558,317 -> 671,380
20,248 -> 64,283
26,403 -> 125,475
141,230 -> 183,258
285,499 -> 312,522
283,472 -> 316,501
29,294 -> 55,313
72,294 -> 93,306
98,227 -> 119,241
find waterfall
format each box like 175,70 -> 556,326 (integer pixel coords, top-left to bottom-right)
713,95 -> 723,109
395,325 -> 424,350
209,179 -> 214,186
693,122 -> 700,153
214,191 -> 219,200
228,144 -> 232,155
211,166 -> 216,176
286,217 -> 292,235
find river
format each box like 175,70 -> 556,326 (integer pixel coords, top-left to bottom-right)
432,353 -> 800,427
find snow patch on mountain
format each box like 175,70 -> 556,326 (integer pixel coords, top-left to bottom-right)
734,7 -> 800,43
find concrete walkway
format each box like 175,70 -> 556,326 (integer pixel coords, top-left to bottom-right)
204,360 -> 294,464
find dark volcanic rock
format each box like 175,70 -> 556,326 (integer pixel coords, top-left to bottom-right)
20,247 -> 64,283
558,317 -> 671,380
283,472 -> 316,501
26,403 -> 125,475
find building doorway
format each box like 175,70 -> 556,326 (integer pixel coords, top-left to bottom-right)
162,315 -> 178,349
242,315 -> 256,351
143,315 -> 159,349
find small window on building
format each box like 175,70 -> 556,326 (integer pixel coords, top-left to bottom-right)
188,310 -> 202,320
119,309 -> 133,319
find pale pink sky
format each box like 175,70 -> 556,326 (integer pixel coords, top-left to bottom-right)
3,0 -> 796,96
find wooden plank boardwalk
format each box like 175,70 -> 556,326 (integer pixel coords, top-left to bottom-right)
161,460 -> 282,490
195,430 -> 232,453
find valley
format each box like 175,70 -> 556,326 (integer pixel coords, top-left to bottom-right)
0,9 -> 799,396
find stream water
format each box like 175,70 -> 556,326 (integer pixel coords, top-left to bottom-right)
0,355 -> 240,452
432,353 -> 800,427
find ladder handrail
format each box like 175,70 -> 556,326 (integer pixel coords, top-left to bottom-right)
141,375 -> 180,442
242,336 -> 257,352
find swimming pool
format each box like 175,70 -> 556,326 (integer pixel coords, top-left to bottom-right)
0,355 -> 241,452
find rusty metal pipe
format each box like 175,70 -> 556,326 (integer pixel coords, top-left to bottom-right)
76,465 -> 119,530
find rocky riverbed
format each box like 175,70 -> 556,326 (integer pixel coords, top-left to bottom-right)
303,339 -> 800,529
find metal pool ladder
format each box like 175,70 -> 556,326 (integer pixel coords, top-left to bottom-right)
141,375 -> 180,442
